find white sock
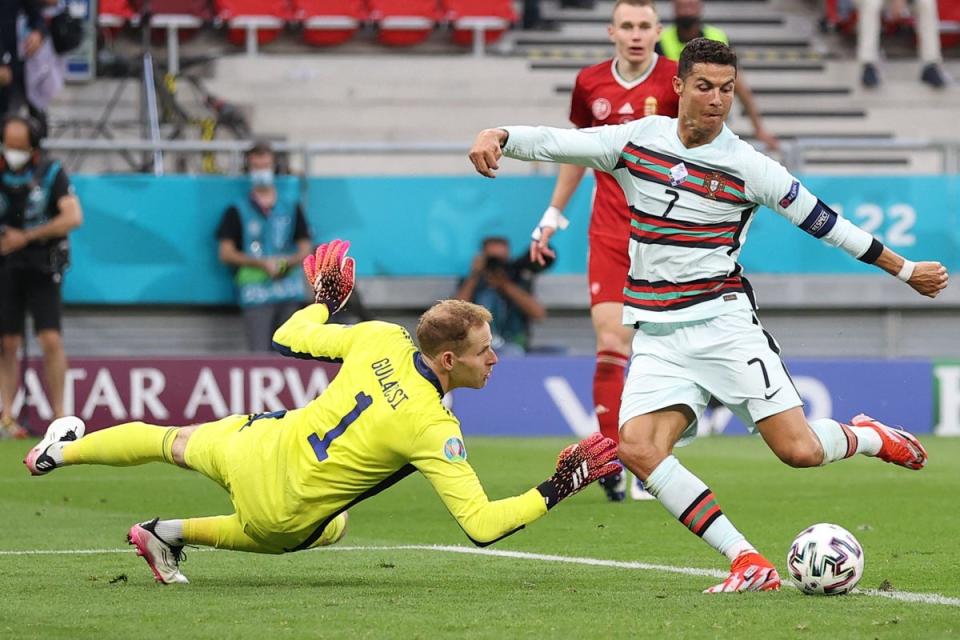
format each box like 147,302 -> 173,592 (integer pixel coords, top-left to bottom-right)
645,455 -> 755,562
153,520 -> 185,546
809,419 -> 882,464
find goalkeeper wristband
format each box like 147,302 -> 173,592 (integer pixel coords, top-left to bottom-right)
531,206 -> 570,242
535,478 -> 560,510
896,259 -> 915,283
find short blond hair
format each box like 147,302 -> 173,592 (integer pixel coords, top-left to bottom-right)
613,0 -> 657,14
416,300 -> 492,357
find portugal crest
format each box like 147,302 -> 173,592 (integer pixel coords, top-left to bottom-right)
704,172 -> 725,199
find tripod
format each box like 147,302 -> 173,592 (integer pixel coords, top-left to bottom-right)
55,0 -> 251,174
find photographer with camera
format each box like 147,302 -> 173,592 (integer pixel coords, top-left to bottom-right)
0,114 -> 82,438
455,236 -> 551,355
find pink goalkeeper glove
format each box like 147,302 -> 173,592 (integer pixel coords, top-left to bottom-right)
536,433 -> 622,509
302,239 -> 356,315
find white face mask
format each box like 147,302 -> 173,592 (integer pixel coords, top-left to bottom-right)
3,149 -> 31,171
250,168 -> 274,189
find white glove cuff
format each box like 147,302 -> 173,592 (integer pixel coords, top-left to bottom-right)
531,206 -> 569,241
896,259 -> 916,283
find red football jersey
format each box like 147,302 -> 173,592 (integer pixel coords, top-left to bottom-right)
569,56 -> 679,239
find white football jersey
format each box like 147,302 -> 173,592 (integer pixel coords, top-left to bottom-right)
502,117 -> 874,324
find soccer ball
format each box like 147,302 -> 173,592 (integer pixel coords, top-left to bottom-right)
786,523 -> 864,595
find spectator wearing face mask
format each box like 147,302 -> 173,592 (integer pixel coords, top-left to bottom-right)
215,141 -> 312,352
0,114 -> 82,438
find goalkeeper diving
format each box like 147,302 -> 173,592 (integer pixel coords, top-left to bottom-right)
23,239 -> 621,584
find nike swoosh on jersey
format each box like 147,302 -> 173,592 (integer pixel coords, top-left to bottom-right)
764,387 -> 782,400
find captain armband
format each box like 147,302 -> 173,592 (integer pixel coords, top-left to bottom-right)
797,200 -> 838,239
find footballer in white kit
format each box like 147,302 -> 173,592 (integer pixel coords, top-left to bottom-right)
502,113 -> 864,439
469,38 -> 947,593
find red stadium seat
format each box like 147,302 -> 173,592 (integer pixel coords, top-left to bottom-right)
214,0 -> 291,51
98,0 -> 136,28
128,0 -> 213,20
825,0 -> 959,46
822,0 -> 856,34
368,0 -> 438,47
940,0 -> 960,48
294,0 -> 367,47
442,0 -> 514,51
128,0 -> 211,73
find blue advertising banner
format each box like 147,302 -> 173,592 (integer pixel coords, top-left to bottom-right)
66,175 -> 302,304
65,174 -> 960,304
451,357 -> 934,437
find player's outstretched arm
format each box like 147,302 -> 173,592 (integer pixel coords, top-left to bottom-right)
469,124 -> 627,179
872,246 -> 949,298
747,153 -> 947,300
413,432 -> 621,546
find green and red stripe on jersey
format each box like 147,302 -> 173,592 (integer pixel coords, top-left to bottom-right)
679,489 -> 724,537
623,274 -> 745,311
618,143 -> 748,205
630,207 -> 740,249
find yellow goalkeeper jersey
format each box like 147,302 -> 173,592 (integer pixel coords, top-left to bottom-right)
228,304 -> 548,551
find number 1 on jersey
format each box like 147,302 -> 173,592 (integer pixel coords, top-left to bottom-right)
308,391 -> 373,462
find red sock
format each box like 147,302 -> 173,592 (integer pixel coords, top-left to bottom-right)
593,350 -> 628,444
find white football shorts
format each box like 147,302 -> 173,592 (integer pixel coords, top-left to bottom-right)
620,307 -> 803,444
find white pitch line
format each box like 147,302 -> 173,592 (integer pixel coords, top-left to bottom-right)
0,548 -> 131,556
0,547 -> 216,556
328,545 -> 728,579
325,545 -> 960,607
3,543 -> 959,607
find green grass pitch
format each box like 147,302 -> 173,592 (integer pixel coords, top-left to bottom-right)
2,436 -> 958,639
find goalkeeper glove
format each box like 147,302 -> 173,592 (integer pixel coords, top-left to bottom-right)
536,433 -> 621,509
302,239 -> 356,315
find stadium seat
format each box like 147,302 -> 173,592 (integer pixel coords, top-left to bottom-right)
442,0 -> 514,55
128,0 -> 211,73
368,0 -> 437,47
98,0 -> 136,29
940,0 -> 960,48
214,0 -> 291,53
294,0 -> 367,47
825,0 -> 959,45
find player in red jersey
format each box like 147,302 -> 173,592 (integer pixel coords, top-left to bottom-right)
530,0 -> 678,502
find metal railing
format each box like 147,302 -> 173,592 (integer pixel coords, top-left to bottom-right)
779,138 -> 960,174
40,137 -> 960,175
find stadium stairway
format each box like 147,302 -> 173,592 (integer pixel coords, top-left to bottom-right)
511,0 -> 960,173
48,0 -> 960,175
